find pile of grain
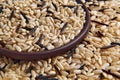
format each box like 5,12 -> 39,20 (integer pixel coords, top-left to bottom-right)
0,0 -> 85,52
0,0 -> 120,80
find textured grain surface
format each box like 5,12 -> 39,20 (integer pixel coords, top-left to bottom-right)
0,0 -> 120,80
0,0 -> 85,52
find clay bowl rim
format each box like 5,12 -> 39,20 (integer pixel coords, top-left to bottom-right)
0,0 -> 90,60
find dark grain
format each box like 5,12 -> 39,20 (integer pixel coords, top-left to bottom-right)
102,69 -> 120,79
60,22 -> 68,33
96,31 -> 104,37
101,42 -> 120,49
16,24 -> 21,33
0,7 -> 3,13
47,9 -> 54,14
29,26 -> 38,36
35,74 -> 58,80
38,44 -> 48,50
98,8 -> 109,12
92,20 -> 109,26
99,73 -> 104,79
111,17 -> 117,20
35,34 -> 48,50
63,5 -> 76,8
67,46 -> 76,58
22,27 -> 33,31
79,64 -> 86,70
0,64 -> 7,73
37,1 -> 46,7
74,6 -> 79,16
25,66 -> 34,74
52,2 -> 57,11
9,10 -> 14,20
111,42 -> 120,46
20,11 -> 29,23
35,34 -> 43,46
54,65 -> 61,75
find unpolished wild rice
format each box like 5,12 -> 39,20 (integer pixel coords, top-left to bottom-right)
0,0 -> 120,80
0,0 -> 85,52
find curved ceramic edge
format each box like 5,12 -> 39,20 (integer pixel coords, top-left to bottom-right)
0,0 -> 90,60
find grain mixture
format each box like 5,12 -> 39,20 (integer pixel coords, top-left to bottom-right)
0,0 -> 85,52
0,0 -> 120,80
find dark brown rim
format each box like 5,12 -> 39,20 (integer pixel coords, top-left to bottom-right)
0,0 -> 90,60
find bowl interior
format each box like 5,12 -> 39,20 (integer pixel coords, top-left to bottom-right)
0,0 -> 90,60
